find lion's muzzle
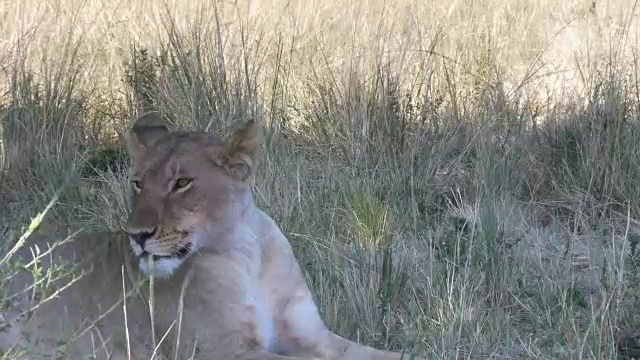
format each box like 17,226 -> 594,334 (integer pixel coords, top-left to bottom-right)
126,227 -> 157,248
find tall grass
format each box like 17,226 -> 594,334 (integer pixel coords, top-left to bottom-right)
1,0 -> 640,358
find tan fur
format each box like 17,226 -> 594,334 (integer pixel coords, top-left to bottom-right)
0,112 -> 424,360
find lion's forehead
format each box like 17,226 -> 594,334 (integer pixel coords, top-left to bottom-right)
136,134 -> 225,176
136,145 -> 181,175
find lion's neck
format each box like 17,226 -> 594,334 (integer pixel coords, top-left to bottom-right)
193,202 -> 268,253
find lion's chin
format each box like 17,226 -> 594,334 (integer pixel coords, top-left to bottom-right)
138,255 -> 183,278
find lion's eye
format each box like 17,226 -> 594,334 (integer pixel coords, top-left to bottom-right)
174,178 -> 193,192
131,180 -> 142,192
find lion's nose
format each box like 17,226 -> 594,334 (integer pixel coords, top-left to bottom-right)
127,228 -> 157,247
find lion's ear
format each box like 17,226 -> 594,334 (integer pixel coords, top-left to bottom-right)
126,111 -> 169,167
222,120 -> 261,180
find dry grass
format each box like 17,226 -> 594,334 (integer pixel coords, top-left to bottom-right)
1,0 -> 640,358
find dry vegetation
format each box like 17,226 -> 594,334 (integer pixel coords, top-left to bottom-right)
1,0 -> 640,358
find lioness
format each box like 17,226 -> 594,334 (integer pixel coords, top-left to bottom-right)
0,112 -> 424,359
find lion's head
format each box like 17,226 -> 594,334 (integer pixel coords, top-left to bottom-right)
124,112 -> 260,278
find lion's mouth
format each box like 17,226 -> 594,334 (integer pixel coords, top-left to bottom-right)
175,244 -> 191,258
138,244 -> 192,260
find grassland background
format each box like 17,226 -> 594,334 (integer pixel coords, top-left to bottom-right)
1,0 -> 640,358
